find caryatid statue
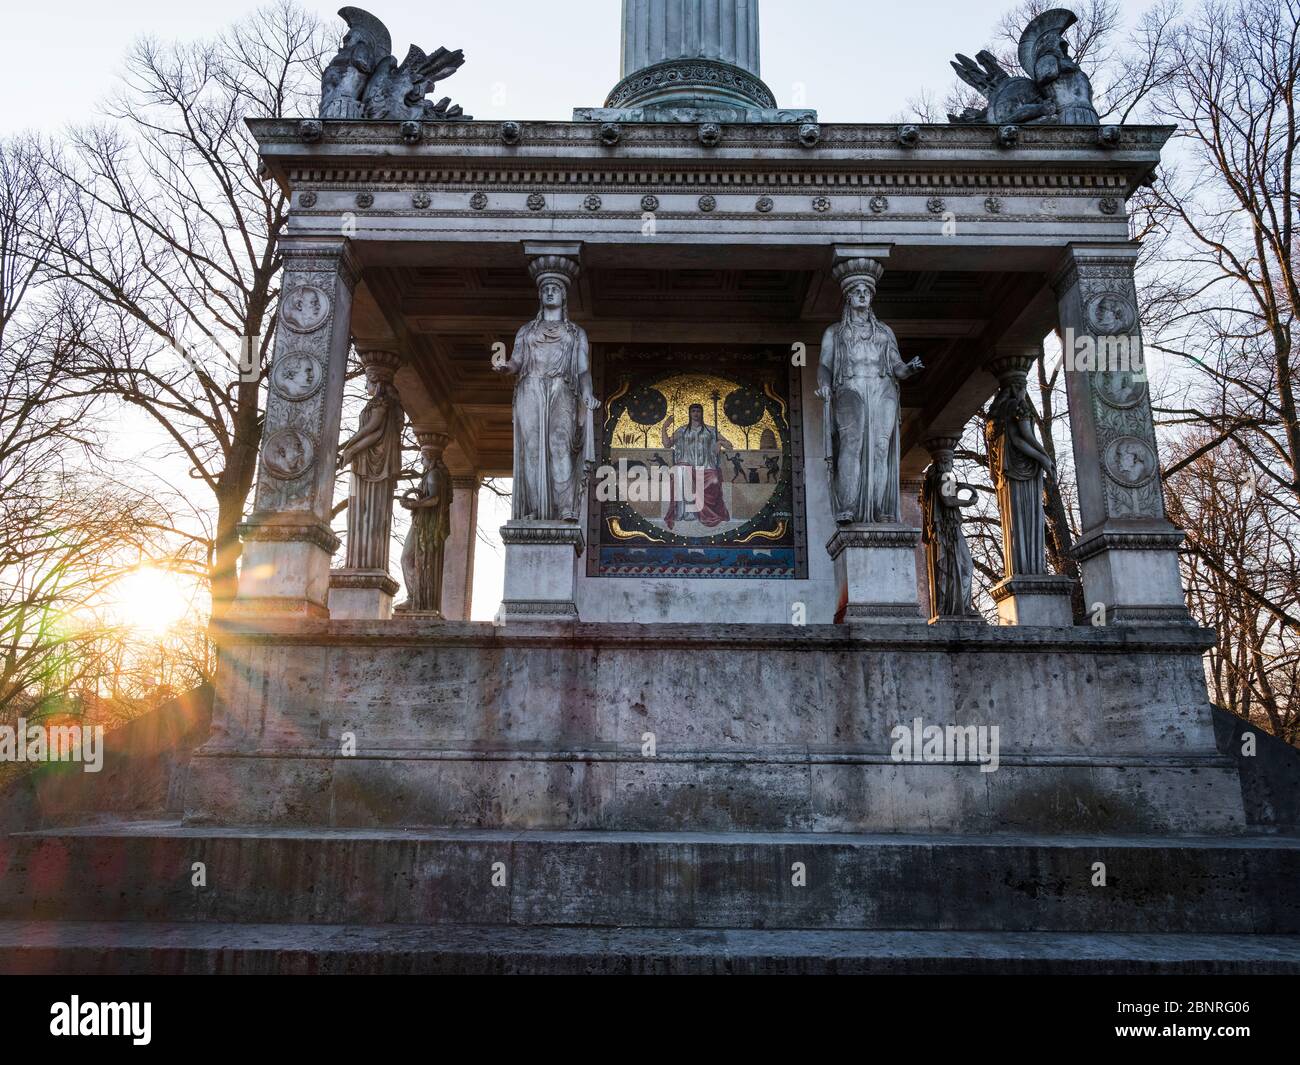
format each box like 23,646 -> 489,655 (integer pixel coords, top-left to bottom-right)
339,350 -> 405,572
947,8 -> 1099,126
320,7 -> 470,121
816,259 -> 924,524
921,438 -> 980,618
495,257 -> 599,522
398,432 -> 453,615
985,371 -> 1056,577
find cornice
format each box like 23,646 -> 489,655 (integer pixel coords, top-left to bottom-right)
248,118 -> 1174,190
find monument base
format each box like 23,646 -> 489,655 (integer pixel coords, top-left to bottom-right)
827,524 -> 923,624
498,521 -> 584,623
328,569 -> 399,621
185,618 -> 1245,836
991,575 -> 1076,627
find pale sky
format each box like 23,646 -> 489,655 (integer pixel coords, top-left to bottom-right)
4,0 -> 1163,619
3,0 -> 1163,134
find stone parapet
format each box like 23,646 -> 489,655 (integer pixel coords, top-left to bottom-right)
190,619 -> 1242,834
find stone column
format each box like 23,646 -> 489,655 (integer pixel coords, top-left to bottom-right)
439,475 -> 480,621
986,350 -> 1076,626
233,239 -> 358,618
328,349 -> 404,620
621,0 -> 762,76
900,474 -> 931,620
1052,244 -> 1188,625
609,0 -> 775,112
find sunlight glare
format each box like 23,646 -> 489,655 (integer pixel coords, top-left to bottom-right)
110,566 -> 192,636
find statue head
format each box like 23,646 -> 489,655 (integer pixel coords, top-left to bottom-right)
417,431 -> 450,467
529,255 -> 580,320
337,7 -> 392,64
832,258 -> 885,319
359,350 -> 401,395
688,403 -> 704,428
989,379 -> 1030,427
845,281 -> 875,313
1019,8 -> 1078,75
539,280 -> 567,313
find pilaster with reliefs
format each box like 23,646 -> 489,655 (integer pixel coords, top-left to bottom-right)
1052,244 -> 1189,624
234,239 -> 359,618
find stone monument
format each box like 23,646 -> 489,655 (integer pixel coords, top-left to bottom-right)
37,0 -> 1282,975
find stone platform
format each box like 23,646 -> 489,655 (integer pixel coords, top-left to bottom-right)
2,823 -> 1298,974
186,619 -> 1245,835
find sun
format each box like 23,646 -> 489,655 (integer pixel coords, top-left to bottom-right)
108,566 -> 194,636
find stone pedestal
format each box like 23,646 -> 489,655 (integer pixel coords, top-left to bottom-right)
991,574 -> 1076,627
233,518 -> 339,619
827,525 -> 923,624
328,569 -> 399,620
498,521 -> 584,623
1073,528 -> 1190,625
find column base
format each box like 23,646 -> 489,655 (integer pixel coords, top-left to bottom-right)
827,524 -> 923,625
230,516 -> 339,619
991,575 -> 1076,627
328,569 -> 399,620
393,606 -> 446,620
498,521 -> 584,624
1073,528 -> 1191,626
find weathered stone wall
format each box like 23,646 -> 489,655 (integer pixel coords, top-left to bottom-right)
186,620 -> 1245,834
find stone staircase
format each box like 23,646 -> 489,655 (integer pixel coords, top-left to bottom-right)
3,822 -> 1298,973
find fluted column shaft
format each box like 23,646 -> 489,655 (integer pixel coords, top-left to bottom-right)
621,0 -> 761,77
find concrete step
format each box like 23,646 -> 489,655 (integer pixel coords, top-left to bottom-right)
3,822 -> 1298,934
2,921 -> 1299,975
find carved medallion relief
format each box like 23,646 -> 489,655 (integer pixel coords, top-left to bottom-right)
1068,261 -> 1165,521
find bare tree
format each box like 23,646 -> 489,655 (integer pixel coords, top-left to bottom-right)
35,1 -> 327,614
0,136 -> 207,718
1165,431 -> 1299,742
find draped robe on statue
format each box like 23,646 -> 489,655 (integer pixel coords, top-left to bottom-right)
509,318 -> 592,521
921,469 -> 978,616
824,317 -> 905,524
346,385 -> 403,571
401,458 -> 452,612
987,406 -> 1047,577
